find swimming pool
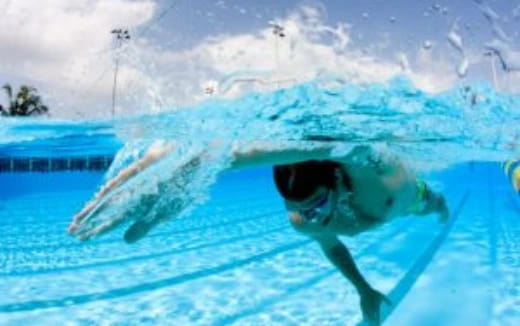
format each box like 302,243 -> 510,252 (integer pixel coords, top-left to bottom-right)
1,81 -> 519,326
0,159 -> 518,326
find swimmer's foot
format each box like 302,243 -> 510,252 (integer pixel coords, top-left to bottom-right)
435,195 -> 450,224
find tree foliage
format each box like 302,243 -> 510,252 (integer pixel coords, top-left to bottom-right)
0,84 -> 49,117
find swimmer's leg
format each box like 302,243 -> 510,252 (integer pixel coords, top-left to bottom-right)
410,180 -> 450,223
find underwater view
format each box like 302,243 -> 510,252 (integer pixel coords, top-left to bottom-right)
1,1 -> 519,325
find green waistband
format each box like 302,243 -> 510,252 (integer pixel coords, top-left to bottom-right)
409,180 -> 427,214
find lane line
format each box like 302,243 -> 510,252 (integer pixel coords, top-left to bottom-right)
376,190 -> 470,325
0,191 -> 470,319
1,225 -> 289,277
0,240 -> 312,313
0,207 -> 284,251
211,219 -> 415,326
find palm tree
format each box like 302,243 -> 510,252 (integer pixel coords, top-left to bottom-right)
1,84 -> 49,117
0,84 -> 13,116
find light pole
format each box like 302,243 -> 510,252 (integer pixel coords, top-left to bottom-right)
484,50 -> 499,92
269,23 -> 285,88
111,29 -> 130,117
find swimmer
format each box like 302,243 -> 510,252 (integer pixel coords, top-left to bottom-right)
503,159 -> 520,193
68,141 -> 449,325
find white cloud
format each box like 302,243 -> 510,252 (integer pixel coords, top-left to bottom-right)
0,0 -> 155,117
0,1 -> 469,119
118,4 -> 464,115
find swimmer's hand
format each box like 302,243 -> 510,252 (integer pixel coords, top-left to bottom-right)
359,287 -> 391,326
67,186 -> 148,241
68,142 -> 175,236
68,192 -> 178,242
68,184 -> 183,242
68,144 -> 204,243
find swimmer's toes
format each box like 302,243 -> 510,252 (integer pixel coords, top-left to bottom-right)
124,221 -> 154,243
437,197 -> 450,224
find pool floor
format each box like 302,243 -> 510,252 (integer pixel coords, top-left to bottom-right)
0,163 -> 518,326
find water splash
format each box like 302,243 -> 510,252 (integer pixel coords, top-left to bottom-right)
447,27 -> 463,54
398,54 -> 410,72
485,39 -> 520,72
3,78 -> 519,237
475,1 -> 512,43
447,24 -> 468,78
457,57 -> 469,78
110,77 -> 520,168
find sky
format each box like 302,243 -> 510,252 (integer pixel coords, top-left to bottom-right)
1,0 -> 520,118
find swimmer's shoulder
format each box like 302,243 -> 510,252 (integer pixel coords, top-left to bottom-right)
336,145 -> 402,177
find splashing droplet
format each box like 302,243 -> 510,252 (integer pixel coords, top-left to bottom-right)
422,40 -> 433,50
447,26 -> 464,54
447,24 -> 468,78
485,39 -> 520,72
476,2 -> 512,42
514,5 -> 520,18
457,57 -> 469,77
398,53 -> 410,72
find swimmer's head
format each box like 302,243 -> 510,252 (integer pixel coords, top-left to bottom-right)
273,160 -> 351,223
273,160 -> 339,201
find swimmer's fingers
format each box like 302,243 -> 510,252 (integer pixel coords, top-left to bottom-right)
69,187 -> 139,236
68,142 -> 176,234
75,213 -> 128,241
67,180 -> 121,233
68,193 -> 120,236
68,200 -> 100,233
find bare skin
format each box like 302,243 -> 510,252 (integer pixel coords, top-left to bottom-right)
67,141 -> 449,325
68,140 -> 333,240
282,145 -> 448,325
68,141 -> 176,235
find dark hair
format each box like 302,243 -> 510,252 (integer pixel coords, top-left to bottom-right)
273,160 -> 351,201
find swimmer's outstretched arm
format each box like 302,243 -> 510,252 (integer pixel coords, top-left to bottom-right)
231,142 -> 403,173
314,234 -> 390,325
68,141 -> 387,240
68,140 -> 335,240
230,141 -> 337,169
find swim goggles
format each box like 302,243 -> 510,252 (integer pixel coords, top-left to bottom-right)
298,189 -> 334,223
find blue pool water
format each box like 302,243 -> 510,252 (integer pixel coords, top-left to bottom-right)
1,80 -> 519,325
0,164 -> 519,325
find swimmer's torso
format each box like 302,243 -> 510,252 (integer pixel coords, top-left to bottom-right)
290,156 -> 417,237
